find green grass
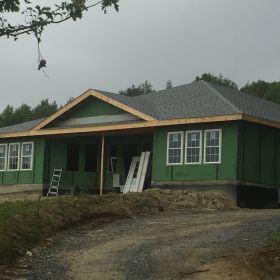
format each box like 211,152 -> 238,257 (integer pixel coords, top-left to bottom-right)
0,200 -> 37,220
271,231 -> 280,242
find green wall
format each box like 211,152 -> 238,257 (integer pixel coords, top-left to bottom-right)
2,120 -> 279,189
0,137 -> 45,185
152,122 -> 239,183
45,134 -> 153,191
45,137 -> 99,189
237,122 -> 280,186
57,96 -> 125,120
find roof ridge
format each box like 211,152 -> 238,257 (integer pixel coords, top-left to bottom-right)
200,80 -> 241,113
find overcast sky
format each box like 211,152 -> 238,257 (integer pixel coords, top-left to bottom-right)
0,0 -> 280,110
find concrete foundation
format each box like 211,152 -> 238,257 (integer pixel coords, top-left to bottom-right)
0,184 -> 43,195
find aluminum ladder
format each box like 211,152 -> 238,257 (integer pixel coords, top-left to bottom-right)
47,168 -> 62,197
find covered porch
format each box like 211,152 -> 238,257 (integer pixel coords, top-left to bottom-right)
42,129 -> 154,195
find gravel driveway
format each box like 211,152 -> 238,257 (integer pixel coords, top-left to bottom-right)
5,209 -> 280,280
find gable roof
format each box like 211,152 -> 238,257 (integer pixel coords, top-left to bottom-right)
32,89 -> 156,130
1,80 -> 280,138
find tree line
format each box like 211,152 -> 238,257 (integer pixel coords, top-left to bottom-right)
0,100 -> 58,128
1,73 -> 280,128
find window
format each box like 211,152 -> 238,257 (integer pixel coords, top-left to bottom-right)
85,144 -> 97,172
8,143 -> 20,171
0,144 -> 7,171
66,143 -> 80,171
185,131 -> 202,164
204,129 -> 222,164
21,142 -> 34,170
167,132 -> 183,165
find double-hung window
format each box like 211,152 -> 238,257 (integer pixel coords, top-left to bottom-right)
167,132 -> 183,165
185,131 -> 202,164
204,129 -> 222,164
21,142 -> 34,170
8,143 -> 20,171
0,144 -> 7,171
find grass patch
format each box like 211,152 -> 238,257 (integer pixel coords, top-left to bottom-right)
0,200 -> 37,220
271,231 -> 280,242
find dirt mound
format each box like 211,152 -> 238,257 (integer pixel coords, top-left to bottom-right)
141,188 -> 236,210
0,189 -> 235,266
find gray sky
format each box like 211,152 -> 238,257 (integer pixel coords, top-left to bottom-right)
1,0 -> 280,111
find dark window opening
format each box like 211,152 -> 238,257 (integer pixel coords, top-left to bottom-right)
85,144 -> 97,172
67,143 -> 79,171
109,145 -> 118,173
123,144 -> 138,177
143,142 -> 152,151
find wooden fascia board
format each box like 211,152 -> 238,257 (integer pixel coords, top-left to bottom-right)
89,90 -> 156,121
0,114 -> 243,139
242,114 -> 280,129
32,90 -> 92,131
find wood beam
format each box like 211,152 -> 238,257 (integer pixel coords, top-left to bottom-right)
90,90 -> 156,122
32,90 -> 92,131
242,114 -> 280,129
0,114 -> 244,139
99,135 -> 105,196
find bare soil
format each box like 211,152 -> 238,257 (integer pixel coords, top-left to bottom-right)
3,209 -> 280,280
0,189 -> 236,267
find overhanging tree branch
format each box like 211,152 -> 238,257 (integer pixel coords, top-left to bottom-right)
0,0 -> 119,70
0,0 -> 119,39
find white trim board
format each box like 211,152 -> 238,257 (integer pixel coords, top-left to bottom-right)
51,114 -> 140,128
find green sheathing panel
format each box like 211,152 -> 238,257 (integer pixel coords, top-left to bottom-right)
0,137 -> 45,185
45,134 -> 153,190
238,122 -> 280,186
238,123 -> 260,183
46,137 -> 99,188
152,122 -> 238,183
276,132 -> 280,185
59,96 -> 126,120
260,127 -> 276,185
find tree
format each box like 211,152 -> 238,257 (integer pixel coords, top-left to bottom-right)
264,82 -> 280,104
65,96 -> 75,105
120,81 -> 155,97
166,80 -> 173,89
0,99 -> 58,128
0,1 -> 119,69
0,105 -> 15,127
195,73 -> 238,90
240,80 -> 271,98
13,103 -> 32,124
32,99 -> 58,119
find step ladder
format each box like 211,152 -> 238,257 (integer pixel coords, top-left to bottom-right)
47,168 -> 62,197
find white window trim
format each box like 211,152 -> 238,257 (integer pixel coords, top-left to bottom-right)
203,129 -> 222,164
0,143 -> 8,171
185,130 -> 202,165
21,142 -> 34,171
166,131 -> 184,166
7,143 -> 20,171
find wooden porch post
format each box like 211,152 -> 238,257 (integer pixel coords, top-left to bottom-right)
100,135 -> 105,196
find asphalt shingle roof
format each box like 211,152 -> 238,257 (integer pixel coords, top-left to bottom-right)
2,80 -> 280,134
0,118 -> 45,133
100,80 -> 280,122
